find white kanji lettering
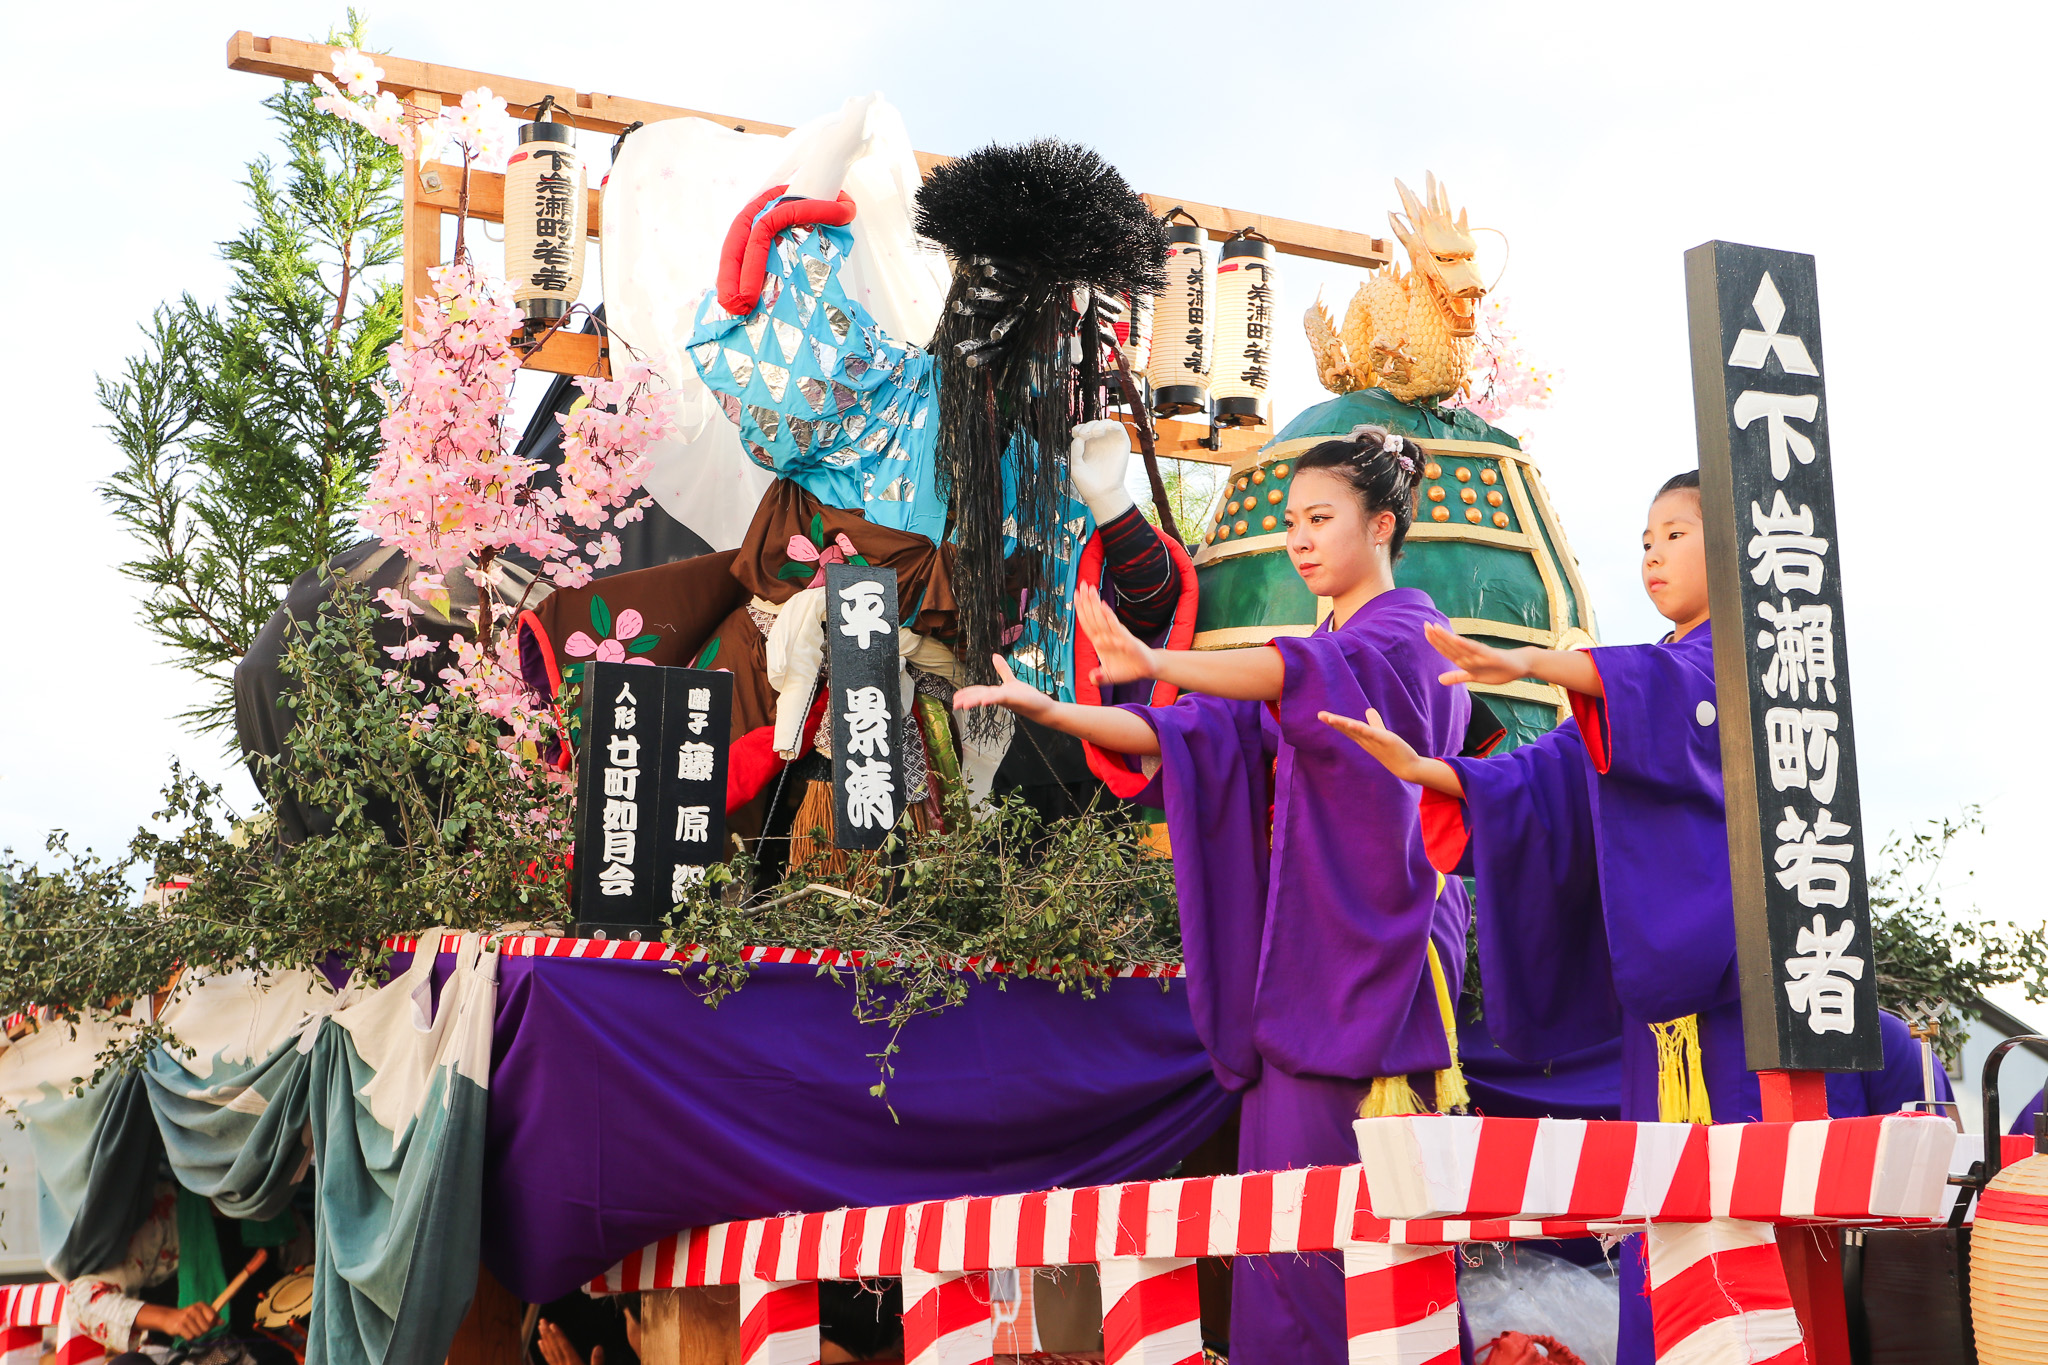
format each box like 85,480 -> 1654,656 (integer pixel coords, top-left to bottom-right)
614,680 -> 639,705
606,733 -> 642,768
1747,491 -> 1829,594
843,685 -> 891,758
1765,708 -> 1840,804
688,711 -> 710,735
676,741 -> 716,782
602,767 -> 638,801
613,705 -> 638,731
1727,273 -> 1820,376
837,580 -> 890,649
1773,806 -> 1855,909
675,804 -> 710,842
598,863 -> 634,897
671,863 -> 706,900
602,829 -> 637,865
843,755 -> 897,829
1756,598 -> 1838,703
687,687 -> 711,711
602,798 -> 638,832
1783,912 -> 1864,1035
1732,390 -> 1820,481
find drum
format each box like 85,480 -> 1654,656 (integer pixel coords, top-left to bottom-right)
1190,390 -> 1596,750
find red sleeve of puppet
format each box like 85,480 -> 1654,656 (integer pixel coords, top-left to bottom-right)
1420,787 -> 1472,875
1567,655 -> 1613,775
1078,532 -> 1201,799
717,189 -> 858,316
724,690 -> 829,814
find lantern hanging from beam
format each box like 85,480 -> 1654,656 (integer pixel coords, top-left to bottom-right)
1144,212 -> 1211,415
506,117 -> 587,330
1210,231 -> 1277,426
1113,291 -> 1152,373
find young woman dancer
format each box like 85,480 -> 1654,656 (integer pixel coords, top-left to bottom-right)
956,425 -> 1471,1364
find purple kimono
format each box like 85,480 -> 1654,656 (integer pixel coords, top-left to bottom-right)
1122,586 -> 1471,1365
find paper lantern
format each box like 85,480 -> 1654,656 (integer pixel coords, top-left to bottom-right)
1972,1148 -> 2048,1364
1210,232 -> 1277,426
1145,217 -> 1211,415
1114,290 -> 1153,372
506,119 -> 587,328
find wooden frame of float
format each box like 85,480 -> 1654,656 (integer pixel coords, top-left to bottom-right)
226,30 -> 1394,462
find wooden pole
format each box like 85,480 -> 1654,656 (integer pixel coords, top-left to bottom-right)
400,90 -> 443,333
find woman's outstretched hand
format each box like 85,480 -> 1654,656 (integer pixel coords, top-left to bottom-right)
1425,622 -> 1533,686
953,654 -> 1055,722
1075,581 -> 1156,685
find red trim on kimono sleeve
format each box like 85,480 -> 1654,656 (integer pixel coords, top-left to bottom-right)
1568,658 -> 1613,775
1420,788 -> 1471,874
1075,531 -> 1202,798
724,690 -> 830,815
716,188 -> 858,316
515,609 -> 574,772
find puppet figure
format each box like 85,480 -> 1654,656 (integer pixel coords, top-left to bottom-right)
957,425 -> 1470,1365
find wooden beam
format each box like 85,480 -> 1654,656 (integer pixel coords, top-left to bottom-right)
520,329 -> 607,377
228,31 -> 1393,270
399,91 -> 442,330
1118,416 -> 1271,464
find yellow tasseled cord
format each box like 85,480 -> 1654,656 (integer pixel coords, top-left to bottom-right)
1359,874 -> 1469,1119
1650,1015 -> 1714,1125
1426,937 -> 1471,1113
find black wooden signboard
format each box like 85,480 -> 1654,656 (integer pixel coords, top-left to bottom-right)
1684,240 -> 1880,1072
824,563 -> 903,852
653,666 -> 733,905
575,661 -> 732,938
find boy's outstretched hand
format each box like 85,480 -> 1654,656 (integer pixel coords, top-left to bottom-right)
1426,622 -> 1532,686
953,655 -> 1055,722
1319,708 -> 1468,799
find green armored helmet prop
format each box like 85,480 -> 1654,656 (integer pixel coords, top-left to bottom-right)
1190,388 -> 1595,752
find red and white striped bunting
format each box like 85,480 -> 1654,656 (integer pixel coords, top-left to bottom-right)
384,932 -> 1182,979
1344,1243 -> 1461,1365
1645,1219 -> 1806,1365
738,1279 -> 820,1365
0,1284 -> 61,1329
1707,1115 -> 1956,1223
1098,1258 -> 1202,1365
1355,1113 -> 1957,1226
901,1270 -> 995,1365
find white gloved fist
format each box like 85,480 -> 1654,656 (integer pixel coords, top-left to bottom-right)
1069,419 -> 1135,524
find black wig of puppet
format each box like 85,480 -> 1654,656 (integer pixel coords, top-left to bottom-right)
914,140 -> 1168,695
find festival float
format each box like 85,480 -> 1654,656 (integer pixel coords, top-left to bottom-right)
3,27 -> 2044,1365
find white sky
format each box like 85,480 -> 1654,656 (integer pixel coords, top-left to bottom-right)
5,1 -> 2044,1015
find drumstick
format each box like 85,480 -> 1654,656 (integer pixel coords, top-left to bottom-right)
211,1249 -> 270,1312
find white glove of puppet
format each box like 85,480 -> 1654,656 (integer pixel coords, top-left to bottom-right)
1068,419 -> 1135,525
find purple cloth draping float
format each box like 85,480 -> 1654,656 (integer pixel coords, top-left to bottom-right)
449,954 -> 1235,1304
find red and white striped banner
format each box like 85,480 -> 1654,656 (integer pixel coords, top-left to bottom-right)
1344,1242 -> 1461,1365
1098,1257 -> 1202,1365
0,1325 -> 40,1365
0,1285 -> 60,1329
901,1270 -> 994,1365
1645,1219 -> 1806,1365
738,1279 -> 819,1365
1354,1116 -> 1711,1223
386,933 -> 1183,979
1354,1114 -> 1956,1227
1707,1115 -> 1957,1223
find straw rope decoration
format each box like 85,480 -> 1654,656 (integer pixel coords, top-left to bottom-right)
1209,232 -> 1277,426
1144,212 -> 1211,415
505,120 -> 587,326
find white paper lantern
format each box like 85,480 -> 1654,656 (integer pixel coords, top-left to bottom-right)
1114,291 -> 1153,372
1210,233 -> 1277,426
1144,217 -> 1211,415
506,120 -> 587,328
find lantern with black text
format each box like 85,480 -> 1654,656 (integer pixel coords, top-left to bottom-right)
1113,291 -> 1153,372
1144,213 -> 1211,415
505,119 -> 587,329
1210,232 -> 1277,426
